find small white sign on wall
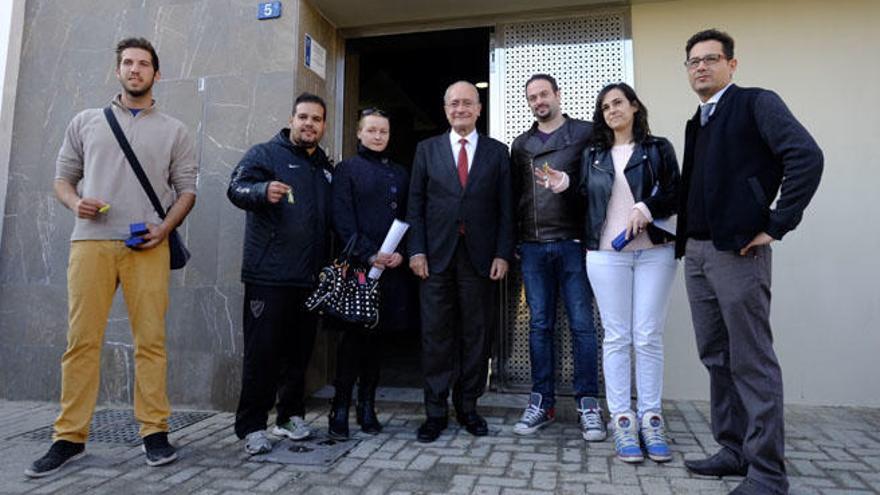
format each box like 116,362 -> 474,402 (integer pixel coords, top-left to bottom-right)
304,34 -> 326,80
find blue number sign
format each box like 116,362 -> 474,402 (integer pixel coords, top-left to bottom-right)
257,2 -> 282,20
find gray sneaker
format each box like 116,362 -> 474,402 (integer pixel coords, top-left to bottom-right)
513,393 -> 555,435
577,397 -> 607,442
272,416 -> 311,440
244,430 -> 272,455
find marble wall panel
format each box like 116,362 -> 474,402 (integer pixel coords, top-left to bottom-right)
0,0 -> 309,409
0,344 -> 64,401
0,187 -> 67,286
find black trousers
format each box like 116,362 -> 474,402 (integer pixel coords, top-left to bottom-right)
420,241 -> 495,418
234,284 -> 317,439
334,327 -> 381,399
685,240 -> 787,494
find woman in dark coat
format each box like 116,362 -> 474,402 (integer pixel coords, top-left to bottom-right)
328,108 -> 414,438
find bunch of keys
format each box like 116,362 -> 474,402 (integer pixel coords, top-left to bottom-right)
541,162 -> 551,187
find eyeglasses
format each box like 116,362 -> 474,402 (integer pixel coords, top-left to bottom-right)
684,53 -> 726,70
360,107 -> 388,118
445,99 -> 477,109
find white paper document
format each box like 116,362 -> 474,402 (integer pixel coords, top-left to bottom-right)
653,215 -> 677,235
368,219 -> 410,280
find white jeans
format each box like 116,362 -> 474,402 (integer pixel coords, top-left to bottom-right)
586,244 -> 677,416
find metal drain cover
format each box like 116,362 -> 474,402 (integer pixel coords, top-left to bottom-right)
11,408 -> 215,444
251,432 -> 359,465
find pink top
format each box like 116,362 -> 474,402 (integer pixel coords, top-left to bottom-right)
598,144 -> 654,251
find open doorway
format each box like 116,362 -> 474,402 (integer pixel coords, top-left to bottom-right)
343,27 -> 491,387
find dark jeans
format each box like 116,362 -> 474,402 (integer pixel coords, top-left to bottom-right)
685,239 -> 786,494
420,241 -> 494,418
334,327 -> 381,400
520,240 -> 598,409
234,284 -> 317,439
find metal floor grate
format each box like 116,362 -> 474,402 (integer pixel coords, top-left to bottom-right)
11,409 -> 216,444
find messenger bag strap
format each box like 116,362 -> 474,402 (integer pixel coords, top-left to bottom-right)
103,106 -> 167,220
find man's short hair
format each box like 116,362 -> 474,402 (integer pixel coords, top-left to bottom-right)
116,38 -> 159,72
524,74 -> 559,93
293,92 -> 327,118
686,29 -> 735,60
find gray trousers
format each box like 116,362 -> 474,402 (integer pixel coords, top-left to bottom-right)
684,239 -> 787,494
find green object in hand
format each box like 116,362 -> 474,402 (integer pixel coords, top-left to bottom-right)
286,189 -> 295,204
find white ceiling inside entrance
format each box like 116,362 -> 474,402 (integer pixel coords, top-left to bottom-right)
310,0 -> 616,29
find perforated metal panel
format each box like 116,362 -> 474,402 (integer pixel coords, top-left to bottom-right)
495,12 -> 630,146
499,267 -> 604,393
492,12 -> 631,393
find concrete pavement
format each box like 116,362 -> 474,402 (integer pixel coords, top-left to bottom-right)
1,393 -> 878,494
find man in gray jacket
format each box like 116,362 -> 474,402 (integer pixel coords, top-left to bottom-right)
509,74 -> 603,441
27,37 -> 198,478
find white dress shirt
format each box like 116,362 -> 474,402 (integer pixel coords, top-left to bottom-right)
700,82 -> 733,117
449,128 -> 478,171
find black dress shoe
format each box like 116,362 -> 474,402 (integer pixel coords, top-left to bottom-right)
729,478 -> 776,494
456,412 -> 488,436
416,417 -> 447,443
684,449 -> 748,477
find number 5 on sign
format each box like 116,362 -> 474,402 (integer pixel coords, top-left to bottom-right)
257,1 -> 281,20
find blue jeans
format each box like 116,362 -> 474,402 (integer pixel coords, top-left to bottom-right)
520,240 -> 599,409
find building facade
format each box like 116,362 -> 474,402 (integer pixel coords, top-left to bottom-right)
0,0 -> 877,410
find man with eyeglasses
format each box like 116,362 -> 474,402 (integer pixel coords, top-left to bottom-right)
508,74 -> 604,441
677,29 -> 823,495
406,81 -> 514,443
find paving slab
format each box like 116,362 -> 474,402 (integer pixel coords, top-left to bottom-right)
0,398 -> 878,494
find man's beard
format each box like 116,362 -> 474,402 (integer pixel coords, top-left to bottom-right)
122,79 -> 153,98
534,106 -> 556,122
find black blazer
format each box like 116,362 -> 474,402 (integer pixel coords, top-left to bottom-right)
406,132 -> 514,277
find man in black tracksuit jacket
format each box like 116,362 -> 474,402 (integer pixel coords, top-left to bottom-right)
227,93 -> 332,453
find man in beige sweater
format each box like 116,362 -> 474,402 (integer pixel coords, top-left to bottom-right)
25,37 -> 198,478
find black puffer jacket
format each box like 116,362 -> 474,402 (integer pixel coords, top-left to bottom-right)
580,136 -> 680,250
510,116 -> 592,242
227,129 -> 333,287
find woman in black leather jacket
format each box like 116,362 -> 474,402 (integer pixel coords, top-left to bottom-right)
538,83 -> 680,464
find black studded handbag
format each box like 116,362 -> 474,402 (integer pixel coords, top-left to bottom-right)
304,235 -> 380,329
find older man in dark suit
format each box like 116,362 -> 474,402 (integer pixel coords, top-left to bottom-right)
406,81 -> 514,443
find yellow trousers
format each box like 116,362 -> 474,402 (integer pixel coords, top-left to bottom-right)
54,240 -> 171,442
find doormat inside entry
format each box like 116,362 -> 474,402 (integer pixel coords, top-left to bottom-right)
10,408 -> 216,445
251,432 -> 359,465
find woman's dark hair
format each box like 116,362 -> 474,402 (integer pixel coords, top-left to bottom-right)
590,82 -> 650,149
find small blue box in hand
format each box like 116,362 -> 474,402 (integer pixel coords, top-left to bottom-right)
125,236 -> 146,248
611,230 -> 631,252
130,223 -> 149,237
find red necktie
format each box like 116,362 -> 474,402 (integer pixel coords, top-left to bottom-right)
457,138 -> 469,188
